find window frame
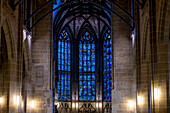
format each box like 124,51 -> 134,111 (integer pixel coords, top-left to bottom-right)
78,31 -> 97,102
56,29 -> 72,102
102,29 -> 112,102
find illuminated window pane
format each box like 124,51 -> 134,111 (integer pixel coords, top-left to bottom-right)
103,29 -> 112,102
79,32 -> 96,101
57,30 -> 71,101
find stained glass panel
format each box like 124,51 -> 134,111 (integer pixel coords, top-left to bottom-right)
79,32 -> 96,101
57,30 -> 71,101
103,29 -> 112,102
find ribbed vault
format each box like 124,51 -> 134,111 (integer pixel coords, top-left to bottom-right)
53,1 -> 111,39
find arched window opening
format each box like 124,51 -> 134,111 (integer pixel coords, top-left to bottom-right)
57,30 -> 71,101
103,29 -> 112,102
79,31 -> 96,102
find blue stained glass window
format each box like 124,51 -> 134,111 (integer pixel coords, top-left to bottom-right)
79,32 -> 96,101
103,29 -> 112,102
57,30 -> 71,101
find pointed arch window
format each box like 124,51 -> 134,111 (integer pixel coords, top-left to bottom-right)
103,29 -> 112,102
79,31 -> 96,101
57,30 -> 71,101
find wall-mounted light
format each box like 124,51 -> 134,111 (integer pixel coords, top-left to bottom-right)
96,103 -> 98,108
127,100 -> 135,110
27,35 -> 32,49
72,102 -> 78,108
17,96 -> 20,106
31,100 -> 35,108
131,31 -> 135,53
13,95 -> 16,104
154,88 -> 161,100
21,101 -> 24,108
23,30 -> 27,42
99,103 -> 102,108
28,35 -> 32,39
14,95 -> 20,106
138,96 -> 144,105
72,103 -> 75,108
0,97 -> 3,104
23,29 -> 32,49
76,103 -> 78,108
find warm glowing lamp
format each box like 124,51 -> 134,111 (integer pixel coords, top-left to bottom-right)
13,95 -> 20,106
154,88 -> 161,100
72,103 -> 75,108
0,97 -> 3,104
99,103 -> 102,108
17,96 -> 20,106
76,103 -> 78,108
138,96 -> 144,105
31,100 -> 35,108
127,100 -> 135,110
96,103 -> 98,108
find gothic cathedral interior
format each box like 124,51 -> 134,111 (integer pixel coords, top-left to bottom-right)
0,0 -> 169,113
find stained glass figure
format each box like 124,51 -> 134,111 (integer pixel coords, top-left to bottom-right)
79,31 -> 96,101
57,30 -> 71,101
103,29 -> 112,102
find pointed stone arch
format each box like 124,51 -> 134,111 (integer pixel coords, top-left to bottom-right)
158,0 -> 169,43
1,19 -> 16,60
0,18 -> 17,112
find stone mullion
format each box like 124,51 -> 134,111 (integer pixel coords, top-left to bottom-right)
111,3 -> 114,113
111,2 -> 114,91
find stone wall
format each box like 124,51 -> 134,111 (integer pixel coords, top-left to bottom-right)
135,0 -> 170,113
111,0 -> 136,113
0,0 -> 22,112
0,0 -> 53,113
31,1 -> 53,113
112,0 -> 170,112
